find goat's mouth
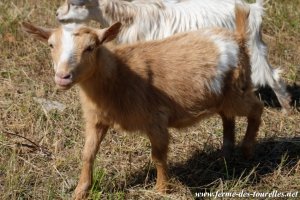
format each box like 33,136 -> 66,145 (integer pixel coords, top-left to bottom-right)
54,75 -> 74,90
57,17 -> 86,24
57,18 -> 74,24
57,18 -> 68,23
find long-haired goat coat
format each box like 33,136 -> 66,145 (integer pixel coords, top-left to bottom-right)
56,0 -> 291,112
24,5 -> 263,200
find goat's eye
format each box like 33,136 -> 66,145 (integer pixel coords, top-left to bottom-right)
49,44 -> 54,49
84,45 -> 94,52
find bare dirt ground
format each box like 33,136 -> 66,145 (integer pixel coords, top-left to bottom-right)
0,0 -> 299,199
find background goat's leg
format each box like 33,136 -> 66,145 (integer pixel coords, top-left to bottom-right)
75,123 -> 109,199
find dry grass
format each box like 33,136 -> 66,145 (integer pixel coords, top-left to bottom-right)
0,0 -> 299,199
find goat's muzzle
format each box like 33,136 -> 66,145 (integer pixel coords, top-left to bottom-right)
55,73 -> 73,89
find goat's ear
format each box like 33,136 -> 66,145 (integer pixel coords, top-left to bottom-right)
98,22 -> 122,44
22,22 -> 53,42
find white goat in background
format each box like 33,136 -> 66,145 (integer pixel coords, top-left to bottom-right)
56,0 -> 291,112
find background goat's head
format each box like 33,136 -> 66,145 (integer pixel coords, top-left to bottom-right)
56,0 -> 100,23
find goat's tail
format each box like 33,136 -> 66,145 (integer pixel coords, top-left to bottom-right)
234,4 -> 250,44
232,4 -> 252,95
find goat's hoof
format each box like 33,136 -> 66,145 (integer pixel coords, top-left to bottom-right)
74,184 -> 90,200
73,190 -> 88,200
281,108 -> 292,116
155,183 -> 169,194
222,145 -> 234,160
73,181 -> 91,200
241,145 -> 254,160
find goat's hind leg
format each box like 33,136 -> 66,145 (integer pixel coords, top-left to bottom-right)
250,38 -> 291,113
219,113 -> 235,159
240,95 -> 263,159
271,74 -> 291,114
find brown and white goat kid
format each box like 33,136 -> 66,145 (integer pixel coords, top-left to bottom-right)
23,6 -> 263,199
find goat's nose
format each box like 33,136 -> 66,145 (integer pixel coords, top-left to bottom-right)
56,72 -> 72,80
55,72 -> 73,88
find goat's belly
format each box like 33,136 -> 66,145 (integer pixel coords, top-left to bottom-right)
169,109 -> 215,128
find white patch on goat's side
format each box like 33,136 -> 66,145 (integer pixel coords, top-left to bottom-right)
202,30 -> 239,94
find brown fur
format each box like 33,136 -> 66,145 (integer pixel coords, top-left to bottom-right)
23,5 -> 263,200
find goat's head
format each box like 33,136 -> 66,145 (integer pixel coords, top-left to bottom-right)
22,22 -> 122,89
56,0 -> 101,24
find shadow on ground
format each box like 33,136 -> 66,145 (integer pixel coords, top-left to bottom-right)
169,137 -> 300,192
256,83 -> 300,110
91,84 -> 300,196
104,137 -> 300,195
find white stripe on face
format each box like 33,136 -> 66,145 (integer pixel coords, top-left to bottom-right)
57,26 -> 75,69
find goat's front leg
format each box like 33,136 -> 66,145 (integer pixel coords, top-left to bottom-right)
147,126 -> 169,193
74,123 -> 109,200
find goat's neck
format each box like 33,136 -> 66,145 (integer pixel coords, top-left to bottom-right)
78,45 -> 121,106
98,0 -> 136,26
